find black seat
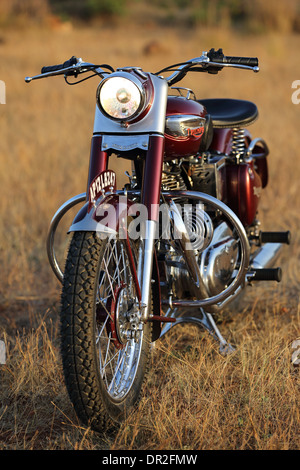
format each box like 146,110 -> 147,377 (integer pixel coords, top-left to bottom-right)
199,98 -> 258,128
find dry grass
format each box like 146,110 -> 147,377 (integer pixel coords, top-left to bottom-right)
0,16 -> 299,449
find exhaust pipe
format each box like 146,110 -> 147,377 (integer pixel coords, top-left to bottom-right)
247,230 -> 290,283
160,230 -> 290,342
162,234 -> 290,311
250,242 -> 283,270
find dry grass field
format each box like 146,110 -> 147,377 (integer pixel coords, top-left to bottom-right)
0,9 -> 299,449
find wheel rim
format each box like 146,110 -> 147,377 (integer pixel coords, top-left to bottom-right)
95,237 -> 143,401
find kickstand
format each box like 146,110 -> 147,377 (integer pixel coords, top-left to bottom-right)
198,309 -> 235,355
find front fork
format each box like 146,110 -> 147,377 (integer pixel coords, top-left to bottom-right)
87,134 -> 165,322
138,135 -> 165,321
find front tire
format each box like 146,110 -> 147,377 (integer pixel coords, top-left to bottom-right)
60,231 -> 152,430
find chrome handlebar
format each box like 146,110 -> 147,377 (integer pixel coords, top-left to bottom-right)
25,51 -> 259,84
164,51 -> 259,85
25,58 -> 108,83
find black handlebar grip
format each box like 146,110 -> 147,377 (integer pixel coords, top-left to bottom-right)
41,56 -> 78,74
223,56 -> 259,67
207,49 -> 258,67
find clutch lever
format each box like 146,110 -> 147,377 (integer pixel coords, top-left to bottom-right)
25,60 -> 107,83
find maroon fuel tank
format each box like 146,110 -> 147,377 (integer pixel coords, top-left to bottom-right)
164,96 -> 212,160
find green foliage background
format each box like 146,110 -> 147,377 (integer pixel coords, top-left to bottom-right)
0,0 -> 299,33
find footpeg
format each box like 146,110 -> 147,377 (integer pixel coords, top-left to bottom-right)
259,230 -> 291,245
248,267 -> 282,282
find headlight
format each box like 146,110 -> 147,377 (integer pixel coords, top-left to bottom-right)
97,74 -> 145,121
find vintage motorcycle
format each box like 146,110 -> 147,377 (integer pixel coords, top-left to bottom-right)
25,49 -> 290,429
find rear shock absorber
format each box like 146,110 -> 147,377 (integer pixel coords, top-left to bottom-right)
231,127 -> 245,161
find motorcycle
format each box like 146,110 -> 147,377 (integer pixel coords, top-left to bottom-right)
25,48 -> 291,430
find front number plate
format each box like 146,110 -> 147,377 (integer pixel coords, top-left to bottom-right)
89,169 -> 116,208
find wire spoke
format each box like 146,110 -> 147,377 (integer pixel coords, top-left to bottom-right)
95,237 -> 143,399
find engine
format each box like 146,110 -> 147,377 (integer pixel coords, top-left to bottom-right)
158,160 -> 240,301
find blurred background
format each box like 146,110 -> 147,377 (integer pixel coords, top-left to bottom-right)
0,0 -> 299,450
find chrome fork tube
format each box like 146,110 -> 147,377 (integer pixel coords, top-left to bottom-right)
139,220 -> 157,322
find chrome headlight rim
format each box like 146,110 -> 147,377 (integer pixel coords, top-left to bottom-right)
96,72 -> 146,123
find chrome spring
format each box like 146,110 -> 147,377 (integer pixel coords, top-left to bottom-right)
231,127 -> 245,157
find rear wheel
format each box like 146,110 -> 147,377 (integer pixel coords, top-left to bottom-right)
60,231 -> 152,430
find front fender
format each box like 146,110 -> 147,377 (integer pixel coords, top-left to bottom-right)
47,192 -> 132,283
48,192 -> 162,341
68,193 -> 133,236
70,192 -> 162,341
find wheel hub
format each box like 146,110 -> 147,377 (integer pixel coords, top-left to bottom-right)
97,283 -> 141,350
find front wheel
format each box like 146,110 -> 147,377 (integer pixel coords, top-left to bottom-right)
60,231 -> 152,430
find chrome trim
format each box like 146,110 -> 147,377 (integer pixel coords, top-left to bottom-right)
165,53 -> 209,84
249,242 -> 282,270
170,87 -> 196,100
93,74 -> 168,135
168,200 -> 211,301
198,221 -> 239,296
161,285 -> 243,311
68,217 -> 117,234
25,60 -> 108,83
101,134 -> 149,152
165,115 -> 206,138
47,189 -> 284,332
165,52 -> 259,84
159,307 -> 235,354
208,62 -> 259,73
46,193 -> 86,283
96,71 -> 146,123
161,241 -> 284,314
163,190 -> 250,309
245,137 -> 269,158
139,220 -> 157,321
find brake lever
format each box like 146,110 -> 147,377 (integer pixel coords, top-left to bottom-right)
25,61 -> 107,83
206,61 -> 260,72
25,65 -> 78,83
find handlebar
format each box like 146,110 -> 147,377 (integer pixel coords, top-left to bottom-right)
164,48 -> 259,85
25,56 -> 110,83
207,48 -> 258,67
41,56 -> 78,74
25,49 -> 259,85
218,56 -> 258,67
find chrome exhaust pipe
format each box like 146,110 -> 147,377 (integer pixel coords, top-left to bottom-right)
246,242 -> 285,283
250,242 -> 283,270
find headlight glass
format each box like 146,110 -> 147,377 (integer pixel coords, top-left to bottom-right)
99,77 -> 142,120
